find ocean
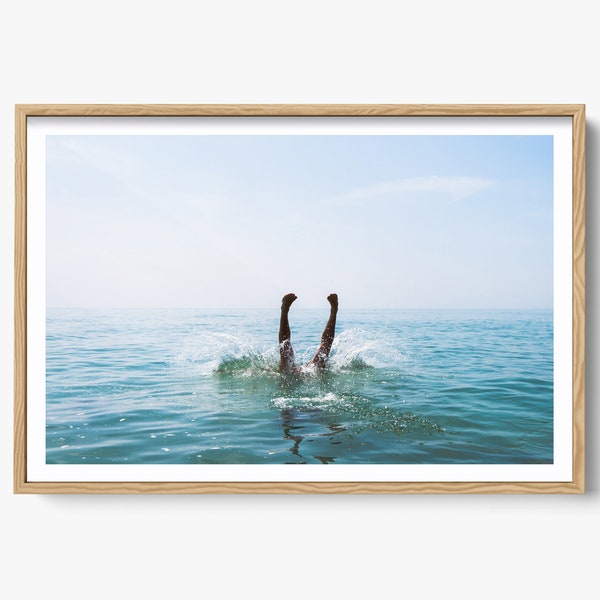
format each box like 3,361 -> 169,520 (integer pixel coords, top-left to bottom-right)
46,307 -> 553,465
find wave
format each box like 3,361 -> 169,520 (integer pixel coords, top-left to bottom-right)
214,353 -> 275,376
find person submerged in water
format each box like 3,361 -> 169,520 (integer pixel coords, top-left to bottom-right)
278,292 -> 338,374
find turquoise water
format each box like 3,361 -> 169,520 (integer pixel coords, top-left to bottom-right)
46,308 -> 553,464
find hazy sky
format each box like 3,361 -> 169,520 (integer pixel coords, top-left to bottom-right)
46,134 -> 553,309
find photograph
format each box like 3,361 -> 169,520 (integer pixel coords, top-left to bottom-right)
14,105 -> 584,492
45,132 -> 554,466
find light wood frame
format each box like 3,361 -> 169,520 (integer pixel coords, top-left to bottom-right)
14,104 -> 586,494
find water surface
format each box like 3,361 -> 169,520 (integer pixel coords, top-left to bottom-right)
46,308 -> 553,464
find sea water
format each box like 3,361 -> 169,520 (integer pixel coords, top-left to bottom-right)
46,308 -> 553,464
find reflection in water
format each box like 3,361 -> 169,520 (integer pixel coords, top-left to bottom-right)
280,408 -> 346,464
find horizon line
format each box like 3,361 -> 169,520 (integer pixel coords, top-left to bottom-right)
46,305 -> 554,311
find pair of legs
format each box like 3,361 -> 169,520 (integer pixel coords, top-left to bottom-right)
278,293 -> 338,374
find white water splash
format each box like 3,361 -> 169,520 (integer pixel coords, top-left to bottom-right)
271,392 -> 346,410
329,328 -> 407,371
174,326 -> 406,377
175,330 -> 278,376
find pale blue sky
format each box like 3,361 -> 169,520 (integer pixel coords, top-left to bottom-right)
46,134 -> 553,309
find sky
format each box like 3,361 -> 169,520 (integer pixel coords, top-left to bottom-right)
46,133 -> 553,309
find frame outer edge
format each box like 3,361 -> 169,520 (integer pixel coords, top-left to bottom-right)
13,103 -> 586,117
13,103 -> 586,494
8,480 -> 587,494
572,105 -> 586,492
14,106 -> 28,493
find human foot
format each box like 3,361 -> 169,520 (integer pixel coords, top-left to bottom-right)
327,293 -> 338,312
282,293 -> 297,310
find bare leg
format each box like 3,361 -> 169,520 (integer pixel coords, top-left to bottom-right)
308,293 -> 338,370
279,293 -> 297,374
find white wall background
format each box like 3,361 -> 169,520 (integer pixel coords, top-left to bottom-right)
0,1 -> 596,598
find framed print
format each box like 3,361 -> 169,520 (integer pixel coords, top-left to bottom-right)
14,104 -> 585,493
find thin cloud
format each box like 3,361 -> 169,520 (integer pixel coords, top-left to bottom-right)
47,137 -> 140,179
330,175 -> 497,203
